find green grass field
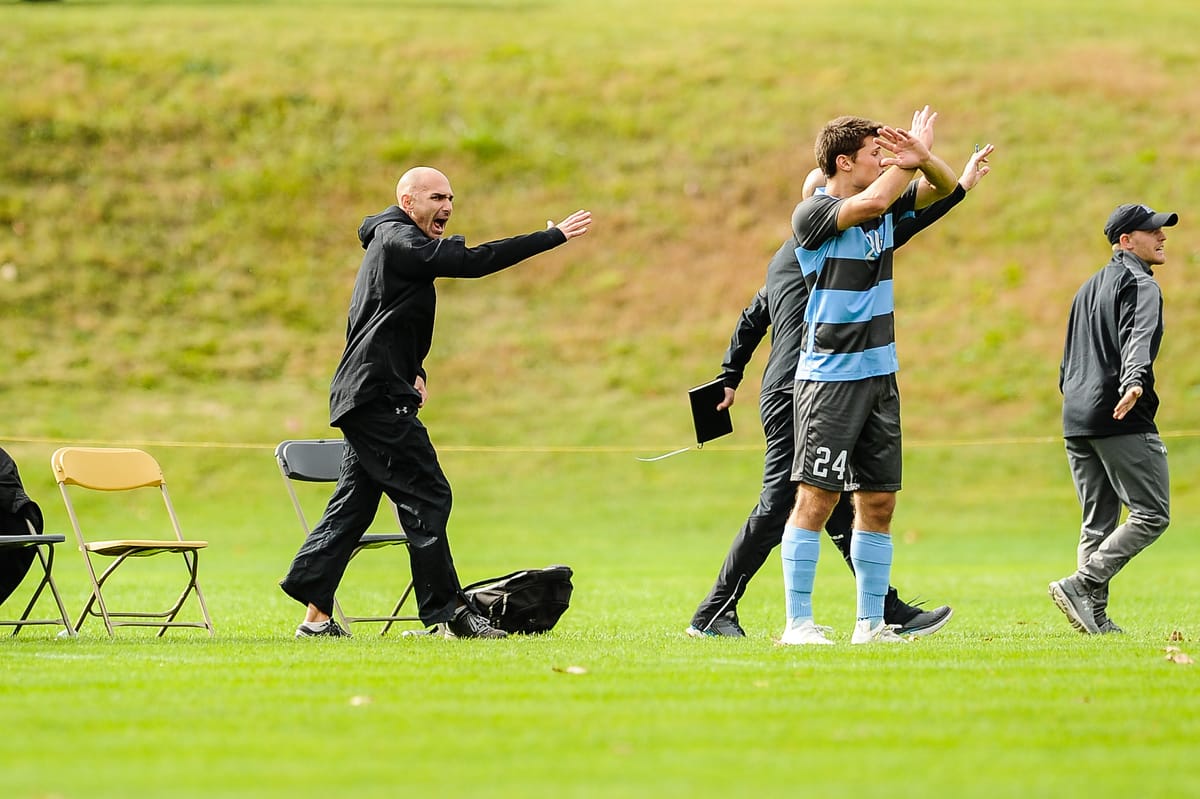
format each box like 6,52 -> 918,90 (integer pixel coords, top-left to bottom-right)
2,438 -> 1199,798
3,0 -> 1200,797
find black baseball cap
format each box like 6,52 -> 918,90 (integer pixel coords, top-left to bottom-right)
1104,204 -> 1178,244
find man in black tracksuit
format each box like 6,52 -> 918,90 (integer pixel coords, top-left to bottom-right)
1049,203 -> 1177,635
687,145 -> 994,638
281,167 -> 591,638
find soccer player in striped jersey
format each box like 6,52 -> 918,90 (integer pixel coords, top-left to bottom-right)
686,143 -> 992,641
778,108 -> 958,645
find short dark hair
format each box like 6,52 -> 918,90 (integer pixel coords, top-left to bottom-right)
814,116 -> 882,177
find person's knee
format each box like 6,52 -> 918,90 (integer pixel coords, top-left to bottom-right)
1131,507 -> 1169,536
789,485 -> 839,528
854,492 -> 896,530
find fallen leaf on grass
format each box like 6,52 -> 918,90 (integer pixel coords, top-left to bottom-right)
1164,646 -> 1193,665
553,665 -> 588,675
349,695 -> 373,706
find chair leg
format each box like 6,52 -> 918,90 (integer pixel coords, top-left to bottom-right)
333,598 -> 351,632
79,553 -> 130,636
192,581 -> 215,637
157,550 -> 204,637
11,571 -> 48,637
170,549 -> 213,636
379,581 -> 417,636
10,545 -> 75,638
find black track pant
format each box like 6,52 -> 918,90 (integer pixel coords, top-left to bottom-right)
280,395 -> 463,625
690,389 -> 894,631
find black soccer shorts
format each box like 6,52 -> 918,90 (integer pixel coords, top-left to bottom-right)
790,374 -> 902,492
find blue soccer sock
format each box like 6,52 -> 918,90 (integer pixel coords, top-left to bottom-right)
781,526 -> 821,625
850,530 -> 893,625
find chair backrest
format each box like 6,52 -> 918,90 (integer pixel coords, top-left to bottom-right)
275,439 -> 344,483
52,447 -> 186,543
275,439 -> 402,534
52,447 -> 164,491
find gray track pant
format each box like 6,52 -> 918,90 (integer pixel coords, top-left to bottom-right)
1065,432 -> 1170,611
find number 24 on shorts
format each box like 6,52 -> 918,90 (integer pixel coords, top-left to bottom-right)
812,446 -> 848,480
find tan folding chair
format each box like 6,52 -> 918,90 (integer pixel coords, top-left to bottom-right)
275,438 -> 419,635
0,518 -> 76,638
51,447 -> 214,637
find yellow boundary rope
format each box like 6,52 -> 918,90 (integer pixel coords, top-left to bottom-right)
4,430 -> 1200,453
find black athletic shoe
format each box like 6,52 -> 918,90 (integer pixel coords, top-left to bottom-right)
686,610 -> 747,638
896,605 -> 954,637
444,606 -> 507,639
295,619 -> 352,638
885,590 -> 954,638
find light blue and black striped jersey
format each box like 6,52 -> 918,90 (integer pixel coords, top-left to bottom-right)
790,184 -> 919,382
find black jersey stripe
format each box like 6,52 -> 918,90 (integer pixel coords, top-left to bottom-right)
813,254 -> 895,293
807,314 -> 896,355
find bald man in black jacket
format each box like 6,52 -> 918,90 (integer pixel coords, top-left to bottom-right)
281,167 -> 590,639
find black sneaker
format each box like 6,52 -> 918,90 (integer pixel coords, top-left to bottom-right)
885,591 -> 954,637
295,619 -> 352,638
686,610 -> 747,638
444,606 -> 507,639
896,605 -> 953,637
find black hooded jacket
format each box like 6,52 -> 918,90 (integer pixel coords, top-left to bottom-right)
328,207 -> 567,425
0,447 -> 44,605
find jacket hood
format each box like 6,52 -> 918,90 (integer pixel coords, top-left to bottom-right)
358,206 -> 412,250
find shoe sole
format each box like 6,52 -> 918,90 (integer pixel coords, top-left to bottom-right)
899,607 -> 954,638
777,626 -> 835,645
850,636 -> 907,644
1048,582 -> 1098,634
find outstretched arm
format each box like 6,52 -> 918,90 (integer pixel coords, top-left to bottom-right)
895,143 -> 994,247
834,109 -> 947,230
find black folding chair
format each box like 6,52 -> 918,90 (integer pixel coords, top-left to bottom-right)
275,439 -> 420,634
0,446 -> 74,637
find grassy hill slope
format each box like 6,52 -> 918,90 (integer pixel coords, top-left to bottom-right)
4,0 -> 1200,450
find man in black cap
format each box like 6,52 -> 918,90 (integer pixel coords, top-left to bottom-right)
1049,203 -> 1178,635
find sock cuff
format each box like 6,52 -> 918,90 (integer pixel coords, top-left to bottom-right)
782,526 -> 821,563
850,530 -> 892,564
784,526 -> 821,543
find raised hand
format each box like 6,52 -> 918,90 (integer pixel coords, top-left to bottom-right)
875,125 -> 931,170
909,105 -> 937,150
548,209 -> 592,240
959,143 -> 994,191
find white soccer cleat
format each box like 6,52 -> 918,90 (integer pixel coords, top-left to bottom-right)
851,619 -> 908,644
778,619 -> 835,646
